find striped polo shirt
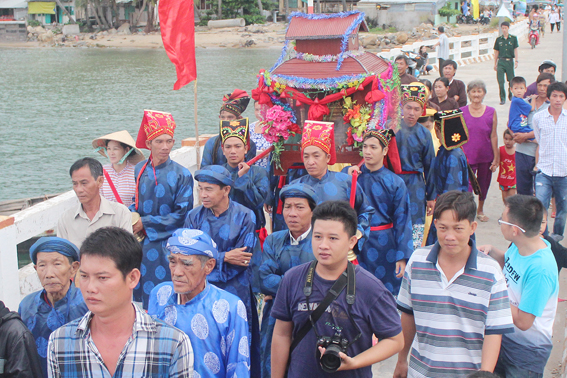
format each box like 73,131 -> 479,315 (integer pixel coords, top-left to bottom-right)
397,241 -> 514,378
100,162 -> 137,208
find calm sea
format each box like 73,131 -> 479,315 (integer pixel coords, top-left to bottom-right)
0,47 -> 281,202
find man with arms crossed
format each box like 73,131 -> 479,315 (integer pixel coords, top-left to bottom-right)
395,191 -> 514,378
271,201 -> 403,378
47,227 -> 193,378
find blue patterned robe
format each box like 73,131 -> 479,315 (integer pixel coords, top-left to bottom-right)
258,230 -> 315,378
202,136 -> 257,166
350,165 -> 413,295
290,170 -> 374,249
224,164 -> 270,230
267,163 -> 307,232
426,146 -> 470,245
148,282 -> 250,378
184,200 -> 261,377
396,121 -> 435,248
130,158 -> 194,308
18,282 -> 88,377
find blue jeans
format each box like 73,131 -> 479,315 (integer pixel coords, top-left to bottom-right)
516,152 -> 536,195
535,172 -> 567,236
495,356 -> 543,378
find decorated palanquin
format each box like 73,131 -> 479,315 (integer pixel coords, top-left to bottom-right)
252,11 -> 401,173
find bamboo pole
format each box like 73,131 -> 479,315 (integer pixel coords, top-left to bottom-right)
194,79 -> 201,169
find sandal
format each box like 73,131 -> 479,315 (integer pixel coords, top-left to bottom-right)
477,214 -> 489,222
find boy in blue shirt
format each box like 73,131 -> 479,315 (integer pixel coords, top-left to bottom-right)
508,77 -> 536,139
480,195 -> 559,378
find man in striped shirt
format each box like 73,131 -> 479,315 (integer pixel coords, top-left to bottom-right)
394,191 -> 514,378
47,227 -> 194,378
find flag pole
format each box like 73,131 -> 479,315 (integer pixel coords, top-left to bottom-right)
194,79 -> 201,169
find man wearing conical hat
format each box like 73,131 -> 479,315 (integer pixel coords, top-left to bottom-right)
290,120 -> 374,251
396,83 -> 436,250
343,129 -> 413,296
132,110 -> 194,309
92,130 -> 145,208
202,89 -> 258,166
220,118 -> 269,231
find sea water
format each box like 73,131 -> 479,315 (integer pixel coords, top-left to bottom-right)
0,47 -> 281,201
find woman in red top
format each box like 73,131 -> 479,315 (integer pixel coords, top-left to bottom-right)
498,129 -> 517,202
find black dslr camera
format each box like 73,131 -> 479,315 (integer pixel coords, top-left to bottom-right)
316,333 -> 350,373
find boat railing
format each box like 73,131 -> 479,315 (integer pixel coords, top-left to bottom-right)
0,144 -> 204,310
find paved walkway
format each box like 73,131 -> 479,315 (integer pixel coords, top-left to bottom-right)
372,28 -> 565,378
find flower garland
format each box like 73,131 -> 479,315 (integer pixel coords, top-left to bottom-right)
267,71 -> 371,91
259,98 -> 299,169
343,97 -> 372,146
291,49 -> 365,64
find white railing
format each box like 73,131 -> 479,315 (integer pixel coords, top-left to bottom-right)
377,19 -> 529,67
0,145 -> 203,310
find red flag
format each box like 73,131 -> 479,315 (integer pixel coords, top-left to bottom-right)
159,0 -> 197,90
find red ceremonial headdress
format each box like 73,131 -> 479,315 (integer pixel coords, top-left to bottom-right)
135,110 -> 177,149
220,89 -> 251,117
301,120 -> 336,165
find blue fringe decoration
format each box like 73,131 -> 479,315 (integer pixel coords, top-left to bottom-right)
336,12 -> 365,71
271,11 -> 366,73
269,72 -> 371,90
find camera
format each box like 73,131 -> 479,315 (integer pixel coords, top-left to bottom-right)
316,333 -> 350,373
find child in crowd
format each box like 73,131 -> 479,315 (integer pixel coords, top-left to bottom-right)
508,77 -> 536,139
498,129 -> 517,202
417,109 -> 440,153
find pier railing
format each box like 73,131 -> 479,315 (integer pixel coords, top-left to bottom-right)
377,19 -> 529,69
0,144 -> 204,310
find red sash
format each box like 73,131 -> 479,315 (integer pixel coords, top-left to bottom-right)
103,169 -> 123,204
400,171 -> 419,175
370,223 -> 394,231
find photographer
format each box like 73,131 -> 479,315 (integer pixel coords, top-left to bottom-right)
270,201 -> 403,378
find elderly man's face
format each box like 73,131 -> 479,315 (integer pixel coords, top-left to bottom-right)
35,252 -> 79,302
72,166 -> 103,205
303,145 -> 330,180
168,254 -> 215,300
283,197 -> 313,236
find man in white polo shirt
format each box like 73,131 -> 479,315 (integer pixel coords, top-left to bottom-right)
394,191 -> 514,378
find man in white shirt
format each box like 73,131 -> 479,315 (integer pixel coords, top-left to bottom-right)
434,26 -> 449,69
533,82 -> 567,241
58,157 -> 132,248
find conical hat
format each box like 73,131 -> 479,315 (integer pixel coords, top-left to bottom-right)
92,130 -> 145,164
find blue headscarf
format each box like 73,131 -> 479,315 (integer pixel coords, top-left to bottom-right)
29,237 -> 80,265
166,228 -> 219,260
194,165 -> 233,187
279,183 -> 319,204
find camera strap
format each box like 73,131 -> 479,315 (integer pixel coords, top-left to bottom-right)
288,260 -> 355,354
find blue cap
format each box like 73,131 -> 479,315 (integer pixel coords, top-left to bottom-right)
166,229 -> 218,260
29,237 -> 80,265
279,183 -> 319,204
194,165 -> 233,187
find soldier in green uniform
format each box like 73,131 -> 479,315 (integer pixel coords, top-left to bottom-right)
494,21 -> 519,105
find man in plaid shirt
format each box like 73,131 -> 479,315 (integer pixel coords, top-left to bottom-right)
47,227 -> 194,378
